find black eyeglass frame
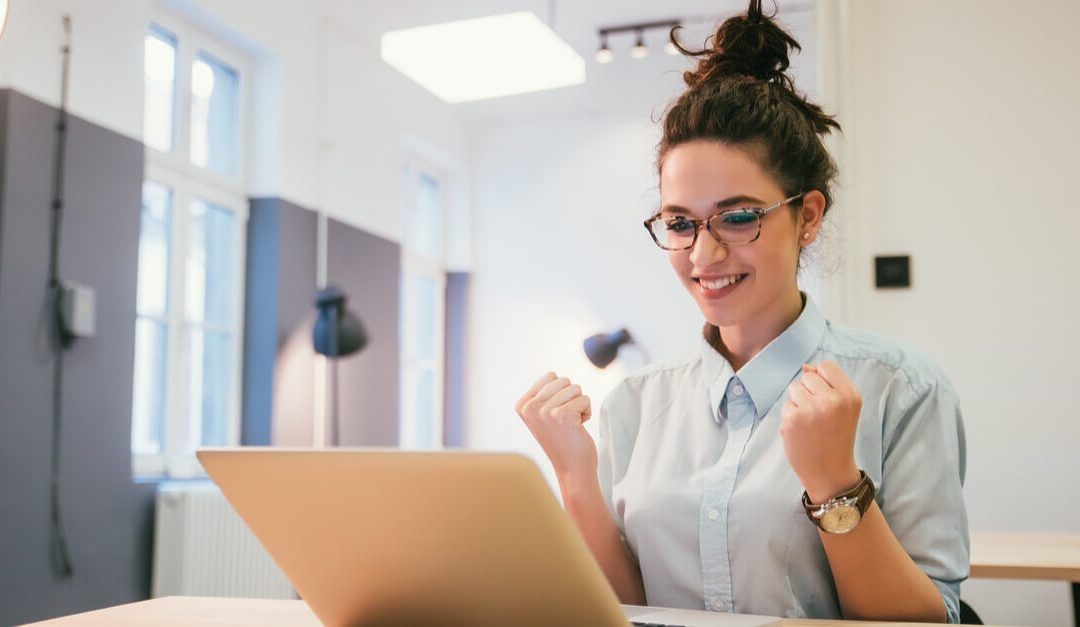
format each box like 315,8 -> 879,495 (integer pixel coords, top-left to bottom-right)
643,192 -> 807,251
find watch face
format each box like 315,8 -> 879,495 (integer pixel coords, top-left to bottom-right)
820,504 -> 861,534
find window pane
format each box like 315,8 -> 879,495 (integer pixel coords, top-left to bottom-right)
131,317 -> 167,456
185,327 -> 233,449
411,275 -> 437,361
144,25 -> 177,153
411,172 -> 442,258
190,51 -> 240,177
414,367 -> 436,448
137,180 -> 172,317
186,199 -> 236,327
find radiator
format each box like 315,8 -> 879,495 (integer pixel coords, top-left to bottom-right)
152,481 -> 295,599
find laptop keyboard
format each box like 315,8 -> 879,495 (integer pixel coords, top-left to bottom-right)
630,623 -> 686,627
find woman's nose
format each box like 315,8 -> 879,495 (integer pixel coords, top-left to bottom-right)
689,225 -> 728,267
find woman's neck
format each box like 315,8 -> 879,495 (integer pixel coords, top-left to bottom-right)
707,291 -> 805,371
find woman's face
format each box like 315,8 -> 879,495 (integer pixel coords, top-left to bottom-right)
658,140 -> 821,338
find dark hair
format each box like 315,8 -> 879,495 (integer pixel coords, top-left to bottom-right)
660,0 -> 840,213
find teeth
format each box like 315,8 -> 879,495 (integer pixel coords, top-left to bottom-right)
700,274 -> 744,290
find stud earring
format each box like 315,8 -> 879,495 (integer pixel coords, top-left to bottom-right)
803,233 -> 810,240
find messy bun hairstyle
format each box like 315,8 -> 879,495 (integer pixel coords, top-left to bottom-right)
661,0 -> 840,214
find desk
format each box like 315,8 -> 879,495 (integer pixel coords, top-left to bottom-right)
19,596 -> 1010,627
970,532 -> 1080,625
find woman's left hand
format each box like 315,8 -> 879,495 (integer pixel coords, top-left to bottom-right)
780,360 -> 863,503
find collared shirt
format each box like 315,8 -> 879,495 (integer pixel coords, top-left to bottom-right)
596,298 -> 969,622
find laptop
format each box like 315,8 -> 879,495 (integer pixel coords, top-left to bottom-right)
197,448 -> 780,627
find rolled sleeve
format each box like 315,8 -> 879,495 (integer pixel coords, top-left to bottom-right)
877,367 -> 970,624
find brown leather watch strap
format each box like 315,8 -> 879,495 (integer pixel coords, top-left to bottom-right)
801,470 -> 877,528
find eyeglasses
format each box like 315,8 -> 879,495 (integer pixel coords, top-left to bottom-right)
643,193 -> 806,250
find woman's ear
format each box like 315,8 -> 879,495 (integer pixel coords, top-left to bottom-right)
798,190 -> 827,246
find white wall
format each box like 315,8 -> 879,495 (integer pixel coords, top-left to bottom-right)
467,113 -> 702,476
826,1 -> 1080,624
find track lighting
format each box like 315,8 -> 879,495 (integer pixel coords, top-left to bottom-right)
596,34 -> 613,63
630,30 -> 649,59
596,18 -> 679,64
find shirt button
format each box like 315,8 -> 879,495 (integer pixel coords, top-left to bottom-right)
707,508 -> 720,521
713,599 -> 726,611
732,385 -> 744,396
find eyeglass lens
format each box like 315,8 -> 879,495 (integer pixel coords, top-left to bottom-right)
648,210 -> 761,249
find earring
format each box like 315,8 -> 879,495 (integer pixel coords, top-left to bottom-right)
802,233 -> 810,240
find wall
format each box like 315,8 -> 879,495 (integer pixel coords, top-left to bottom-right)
467,114 -> 699,474
825,1 -> 1080,624
326,217 -> 401,446
243,197 -> 318,446
0,89 -> 154,626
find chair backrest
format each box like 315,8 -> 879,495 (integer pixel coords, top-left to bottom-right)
959,599 -> 983,624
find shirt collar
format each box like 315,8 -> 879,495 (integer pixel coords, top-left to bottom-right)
700,295 -> 827,421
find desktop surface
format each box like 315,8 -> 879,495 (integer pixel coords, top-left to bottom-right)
20,596 -> 1017,626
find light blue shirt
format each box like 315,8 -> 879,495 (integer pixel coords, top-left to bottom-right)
596,298 -> 969,622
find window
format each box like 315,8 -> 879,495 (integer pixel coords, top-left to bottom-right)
400,162 -> 447,449
134,11 -> 249,477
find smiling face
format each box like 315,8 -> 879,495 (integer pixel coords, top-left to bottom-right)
658,140 -> 824,354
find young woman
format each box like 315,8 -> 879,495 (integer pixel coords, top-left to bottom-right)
515,1 -> 968,622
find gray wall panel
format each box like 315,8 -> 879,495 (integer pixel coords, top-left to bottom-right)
242,199 -> 280,445
242,197 -> 318,446
444,272 -> 469,447
327,218 -> 400,445
0,89 -> 153,625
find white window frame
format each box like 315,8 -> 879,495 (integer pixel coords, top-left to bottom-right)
399,158 -> 448,450
134,7 -> 251,478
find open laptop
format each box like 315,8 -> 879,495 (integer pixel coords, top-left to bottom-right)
197,448 -> 780,627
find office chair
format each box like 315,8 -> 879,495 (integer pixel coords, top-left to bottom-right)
959,599 -> 983,624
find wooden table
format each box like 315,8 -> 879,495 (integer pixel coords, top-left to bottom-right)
970,532 -> 1080,625
19,596 -> 1017,627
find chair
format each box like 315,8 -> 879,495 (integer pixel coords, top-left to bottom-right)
959,599 -> 983,624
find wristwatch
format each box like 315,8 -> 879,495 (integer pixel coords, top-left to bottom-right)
801,470 -> 876,534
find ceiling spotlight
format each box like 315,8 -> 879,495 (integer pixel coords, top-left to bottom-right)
596,36 -> 613,64
630,30 -> 649,59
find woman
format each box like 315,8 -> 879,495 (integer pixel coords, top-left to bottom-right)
515,1 -> 968,622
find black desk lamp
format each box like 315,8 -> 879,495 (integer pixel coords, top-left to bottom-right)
313,286 -> 368,445
583,328 -> 634,369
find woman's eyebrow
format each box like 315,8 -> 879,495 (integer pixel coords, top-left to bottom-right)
715,194 -> 768,209
660,194 -> 768,215
658,204 -> 694,216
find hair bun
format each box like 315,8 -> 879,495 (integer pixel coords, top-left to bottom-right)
676,0 -> 801,90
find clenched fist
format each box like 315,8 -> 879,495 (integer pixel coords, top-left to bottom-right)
515,372 -> 597,480
780,361 -> 863,503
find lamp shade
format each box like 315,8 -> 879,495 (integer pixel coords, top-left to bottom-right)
313,285 -> 368,357
583,328 -> 633,369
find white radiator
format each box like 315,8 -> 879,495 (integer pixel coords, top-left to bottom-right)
152,481 -> 295,599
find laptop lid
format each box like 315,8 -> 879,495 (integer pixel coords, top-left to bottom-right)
197,448 -> 632,627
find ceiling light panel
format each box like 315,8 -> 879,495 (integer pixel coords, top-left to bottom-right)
381,12 -> 586,104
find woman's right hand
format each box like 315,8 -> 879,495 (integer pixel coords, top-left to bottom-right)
515,372 -> 597,481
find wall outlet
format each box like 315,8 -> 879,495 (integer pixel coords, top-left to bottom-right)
60,281 -> 96,338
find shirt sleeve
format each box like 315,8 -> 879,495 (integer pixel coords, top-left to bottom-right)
877,364 -> 970,624
595,379 -> 640,538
